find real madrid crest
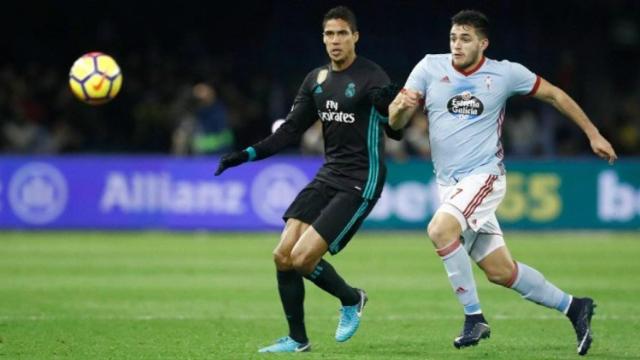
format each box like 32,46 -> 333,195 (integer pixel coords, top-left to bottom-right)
345,82 -> 356,98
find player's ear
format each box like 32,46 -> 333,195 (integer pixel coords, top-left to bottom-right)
352,31 -> 359,44
480,38 -> 489,51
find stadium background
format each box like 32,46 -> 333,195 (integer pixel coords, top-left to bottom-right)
2,0 -> 639,155
1,1 -> 639,359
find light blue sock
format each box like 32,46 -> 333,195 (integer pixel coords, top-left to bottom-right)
510,262 -> 572,314
437,239 -> 482,315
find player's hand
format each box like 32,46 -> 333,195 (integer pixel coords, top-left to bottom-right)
215,151 -> 249,176
393,88 -> 423,110
389,88 -> 424,130
589,133 -> 617,165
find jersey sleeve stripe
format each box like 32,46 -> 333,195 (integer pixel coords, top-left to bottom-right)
363,107 -> 381,199
526,75 -> 542,96
245,146 -> 257,161
363,109 -> 376,198
368,116 -> 380,198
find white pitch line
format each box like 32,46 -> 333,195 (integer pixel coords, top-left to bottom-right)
0,314 -> 637,321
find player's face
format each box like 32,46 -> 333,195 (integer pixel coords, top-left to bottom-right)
323,19 -> 359,66
450,24 -> 488,70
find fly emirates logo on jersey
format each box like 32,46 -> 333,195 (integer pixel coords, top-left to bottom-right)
318,100 -> 355,124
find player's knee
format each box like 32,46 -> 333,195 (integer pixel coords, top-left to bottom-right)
272,249 -> 293,271
290,251 -> 316,275
427,221 -> 455,247
485,265 -> 515,287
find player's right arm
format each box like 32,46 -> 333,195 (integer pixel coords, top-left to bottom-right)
215,73 -> 318,176
389,89 -> 422,130
389,56 -> 428,130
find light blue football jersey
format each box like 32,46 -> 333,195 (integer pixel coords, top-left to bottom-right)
405,54 -> 540,185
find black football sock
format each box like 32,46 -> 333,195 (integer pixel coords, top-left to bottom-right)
277,270 -> 308,343
304,259 -> 359,306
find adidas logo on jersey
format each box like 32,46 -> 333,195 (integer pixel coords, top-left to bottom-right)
440,76 -> 451,83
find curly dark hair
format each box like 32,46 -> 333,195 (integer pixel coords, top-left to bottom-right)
452,10 -> 489,39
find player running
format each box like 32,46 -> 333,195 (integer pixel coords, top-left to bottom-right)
215,6 -> 402,353
389,9 -> 617,356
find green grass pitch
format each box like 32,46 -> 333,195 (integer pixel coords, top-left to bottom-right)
1,231 -> 639,359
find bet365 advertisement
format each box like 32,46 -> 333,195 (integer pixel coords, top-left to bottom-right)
0,156 -> 638,230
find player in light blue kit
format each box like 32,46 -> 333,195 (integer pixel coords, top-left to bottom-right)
389,10 -> 617,356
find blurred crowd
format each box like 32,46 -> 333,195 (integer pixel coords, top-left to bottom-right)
1,1 -> 638,159
0,52 -> 274,155
2,55 -> 637,160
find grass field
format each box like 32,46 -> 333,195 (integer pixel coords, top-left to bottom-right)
1,231 -> 639,359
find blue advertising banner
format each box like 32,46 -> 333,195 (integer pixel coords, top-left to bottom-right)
0,156 -> 638,230
0,156 -> 321,230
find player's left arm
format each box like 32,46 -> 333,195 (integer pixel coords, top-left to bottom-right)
371,82 -> 404,140
390,55 -> 429,131
215,72 -> 318,176
368,65 -> 405,140
533,78 -> 618,164
383,123 -> 404,140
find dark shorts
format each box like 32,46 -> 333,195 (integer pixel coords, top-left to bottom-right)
283,179 -> 377,255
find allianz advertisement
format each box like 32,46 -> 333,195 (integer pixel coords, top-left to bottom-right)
0,156 -> 638,230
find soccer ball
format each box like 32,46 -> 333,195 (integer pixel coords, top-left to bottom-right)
68,52 -> 123,105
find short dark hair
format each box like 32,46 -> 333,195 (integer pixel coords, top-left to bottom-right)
323,6 -> 358,33
451,10 -> 489,39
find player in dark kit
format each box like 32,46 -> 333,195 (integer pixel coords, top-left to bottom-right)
215,6 -> 402,353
